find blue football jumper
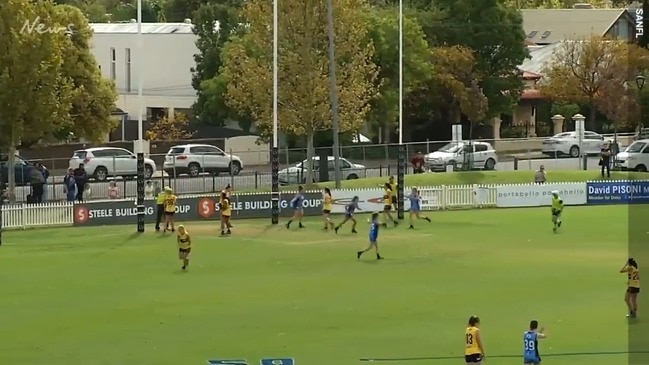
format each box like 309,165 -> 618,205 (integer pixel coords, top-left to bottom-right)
408,193 -> 421,212
345,201 -> 359,217
523,330 -> 541,364
286,192 -> 306,229
357,217 -> 383,260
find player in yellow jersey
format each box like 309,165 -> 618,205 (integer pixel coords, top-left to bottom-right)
551,190 -> 563,233
382,183 -> 397,227
465,315 -> 485,364
163,187 -> 177,232
219,191 -> 233,236
177,225 -> 191,270
621,258 -> 640,318
322,188 -> 335,230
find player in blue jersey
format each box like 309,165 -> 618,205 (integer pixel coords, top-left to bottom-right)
357,212 -> 383,260
406,187 -> 431,229
335,196 -> 361,234
523,320 -> 546,365
286,186 -> 306,229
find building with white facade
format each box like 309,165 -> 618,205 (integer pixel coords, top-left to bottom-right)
90,21 -> 198,121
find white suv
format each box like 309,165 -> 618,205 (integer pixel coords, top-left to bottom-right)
69,147 -> 157,181
163,144 -> 244,177
616,139 -> 649,172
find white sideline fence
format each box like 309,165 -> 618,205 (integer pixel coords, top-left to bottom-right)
0,181 -> 577,230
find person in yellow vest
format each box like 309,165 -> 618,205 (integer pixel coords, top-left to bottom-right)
621,258 -> 640,318
220,191 -> 233,235
551,190 -> 563,233
176,225 -> 192,271
155,189 -> 166,232
465,315 -> 485,364
163,187 -> 177,233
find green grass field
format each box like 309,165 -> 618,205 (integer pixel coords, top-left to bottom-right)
1,205 -> 645,365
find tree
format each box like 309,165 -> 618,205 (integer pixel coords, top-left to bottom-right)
431,0 -> 529,119
430,46 -> 480,123
365,8 -> 433,142
539,36 -> 649,130
191,1 -> 246,125
146,111 -> 195,140
222,0 -> 378,184
0,0 -> 74,201
50,5 -> 119,144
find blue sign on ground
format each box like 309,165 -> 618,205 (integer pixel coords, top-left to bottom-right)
586,181 -> 649,205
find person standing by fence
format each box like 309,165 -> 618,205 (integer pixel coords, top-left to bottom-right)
600,145 -> 611,178
63,168 -> 76,202
411,151 -> 425,174
73,164 -> 87,202
155,189 -> 166,232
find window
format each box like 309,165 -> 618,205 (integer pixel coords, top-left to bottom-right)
341,159 -> 351,169
110,48 -> 116,80
167,147 -> 185,155
125,48 -> 131,92
475,144 -> 488,152
643,145 -> 649,154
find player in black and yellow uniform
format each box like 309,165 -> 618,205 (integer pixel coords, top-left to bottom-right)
220,191 -> 233,236
177,225 -> 191,270
388,176 -> 398,210
322,188 -> 335,230
163,187 -> 177,232
551,190 -> 563,233
465,315 -> 485,364
621,258 -> 640,318
382,183 -> 397,227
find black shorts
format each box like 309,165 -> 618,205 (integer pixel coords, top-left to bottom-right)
384,205 -> 392,211
165,211 -> 175,216
221,214 -> 230,219
628,287 -> 640,294
179,248 -> 191,254
323,209 -> 331,214
465,354 -> 482,363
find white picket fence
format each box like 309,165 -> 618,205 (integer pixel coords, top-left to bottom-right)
1,184 -> 498,230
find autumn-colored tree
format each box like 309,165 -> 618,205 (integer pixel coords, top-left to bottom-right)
221,0 -> 378,184
539,36 -> 649,130
146,112 -> 195,140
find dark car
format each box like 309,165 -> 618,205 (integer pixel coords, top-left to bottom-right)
0,154 -> 35,189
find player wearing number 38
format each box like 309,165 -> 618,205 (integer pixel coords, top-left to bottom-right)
464,316 -> 485,364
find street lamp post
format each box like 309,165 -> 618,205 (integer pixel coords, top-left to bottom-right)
637,75 -> 646,130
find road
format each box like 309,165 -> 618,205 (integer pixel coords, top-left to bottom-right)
7,156 -> 608,203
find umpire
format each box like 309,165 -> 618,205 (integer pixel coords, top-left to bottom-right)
155,189 -> 166,231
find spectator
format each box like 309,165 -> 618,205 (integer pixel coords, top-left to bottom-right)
155,188 -> 166,231
73,163 -> 87,202
63,168 -> 77,202
600,145 -> 611,178
144,181 -> 154,199
83,182 -> 92,201
411,151 -> 425,174
534,165 -> 547,184
108,181 -> 120,199
37,162 -> 49,201
29,165 -> 45,203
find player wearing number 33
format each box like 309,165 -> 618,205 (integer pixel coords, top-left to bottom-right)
523,320 -> 546,365
621,258 -> 640,318
465,316 -> 485,364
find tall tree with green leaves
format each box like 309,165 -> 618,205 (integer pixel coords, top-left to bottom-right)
365,8 -> 433,143
0,0 -> 73,200
221,0 -> 378,184
432,0 -> 529,119
191,0 -> 245,125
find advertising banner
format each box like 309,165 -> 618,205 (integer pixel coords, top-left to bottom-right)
586,181 -> 649,205
496,182 -> 587,208
73,192 -> 322,226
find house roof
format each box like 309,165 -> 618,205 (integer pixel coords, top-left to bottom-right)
520,9 -> 631,44
90,22 -> 196,34
519,42 -> 563,75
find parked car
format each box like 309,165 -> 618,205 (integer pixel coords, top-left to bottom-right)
278,156 -> 366,185
424,141 -> 498,172
0,154 -> 35,187
541,131 -> 611,157
163,144 -> 243,177
633,127 -> 649,141
68,147 -> 156,181
615,139 -> 649,172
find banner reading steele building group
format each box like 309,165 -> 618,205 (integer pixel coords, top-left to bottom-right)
73,192 -> 322,226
